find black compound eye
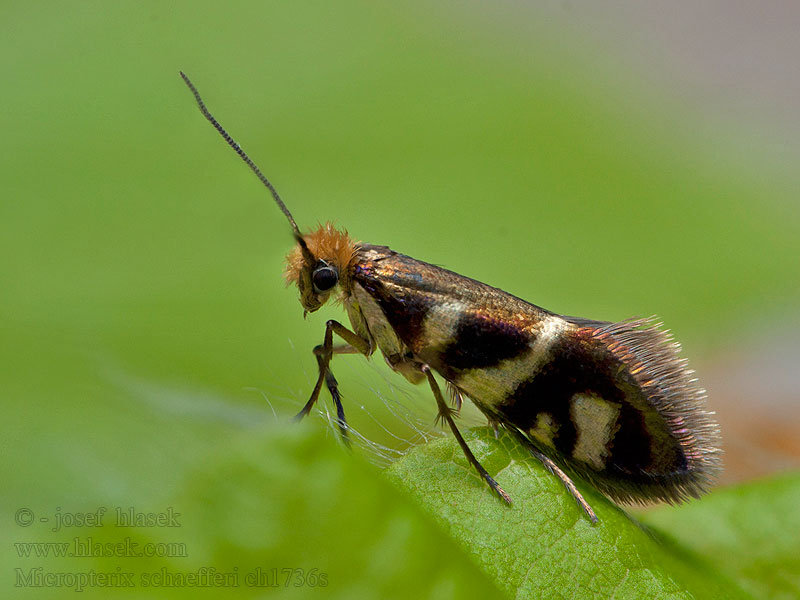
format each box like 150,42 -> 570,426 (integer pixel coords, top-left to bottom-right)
312,266 -> 338,292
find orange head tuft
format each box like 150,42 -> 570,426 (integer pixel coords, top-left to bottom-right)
284,222 -> 360,313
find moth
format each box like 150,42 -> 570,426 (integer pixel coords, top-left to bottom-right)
181,73 -> 722,523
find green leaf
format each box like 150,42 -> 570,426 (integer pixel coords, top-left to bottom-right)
386,428 -> 747,599
641,472 -> 800,599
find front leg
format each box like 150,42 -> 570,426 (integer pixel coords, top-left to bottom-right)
294,320 -> 372,444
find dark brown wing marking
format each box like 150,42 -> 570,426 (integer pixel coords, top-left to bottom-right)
439,313 -> 530,371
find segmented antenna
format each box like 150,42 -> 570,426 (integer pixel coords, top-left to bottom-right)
180,72 -> 305,243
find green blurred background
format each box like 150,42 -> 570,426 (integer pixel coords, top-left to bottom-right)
3,2 -> 799,598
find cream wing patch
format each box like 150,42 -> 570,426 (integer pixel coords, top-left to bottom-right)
529,412 -> 558,448
420,299 -> 469,347
570,393 -> 620,471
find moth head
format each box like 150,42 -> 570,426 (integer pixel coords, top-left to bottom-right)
284,223 -> 359,314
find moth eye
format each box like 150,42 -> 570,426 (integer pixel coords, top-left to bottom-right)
312,266 -> 338,292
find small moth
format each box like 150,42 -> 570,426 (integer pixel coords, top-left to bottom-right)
181,73 -> 722,523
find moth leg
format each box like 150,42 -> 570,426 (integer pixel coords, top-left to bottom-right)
421,365 -> 512,505
445,381 -> 464,412
508,428 -> 598,524
295,320 -> 372,445
327,344 -> 361,355
314,343 -> 360,439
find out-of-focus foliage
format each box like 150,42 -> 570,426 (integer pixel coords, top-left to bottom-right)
643,471 -> 800,599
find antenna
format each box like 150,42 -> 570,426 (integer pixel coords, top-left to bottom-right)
180,72 -> 308,247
